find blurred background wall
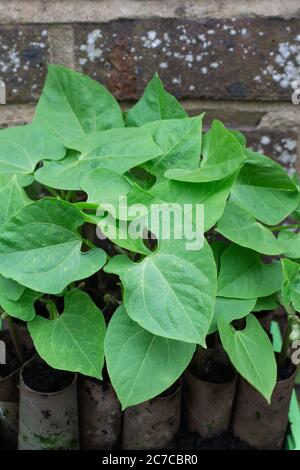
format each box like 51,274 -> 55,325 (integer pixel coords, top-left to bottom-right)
0,0 -> 299,172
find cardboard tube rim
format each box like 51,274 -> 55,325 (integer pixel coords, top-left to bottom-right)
186,364 -> 237,386
20,361 -> 78,397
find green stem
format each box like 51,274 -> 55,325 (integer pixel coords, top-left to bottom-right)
46,301 -> 59,320
65,190 -> 74,202
74,202 -> 99,211
278,317 -> 293,369
81,212 -> 102,225
45,186 -> 60,198
270,224 -> 300,232
7,315 -> 25,365
83,238 -> 97,249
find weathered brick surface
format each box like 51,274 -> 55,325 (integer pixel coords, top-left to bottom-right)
0,105 -> 34,128
0,1 -> 299,23
244,128 -> 299,174
0,3 -> 298,172
74,18 -> 300,101
0,25 -> 49,103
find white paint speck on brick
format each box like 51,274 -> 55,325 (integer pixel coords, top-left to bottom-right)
260,135 -> 271,145
80,29 -> 103,61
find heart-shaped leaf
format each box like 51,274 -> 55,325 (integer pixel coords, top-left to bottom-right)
34,65 -> 124,144
125,74 -> 187,126
0,198 -> 106,294
165,120 -> 245,183
28,290 -> 106,378
209,296 -> 256,334
0,122 -> 65,177
231,150 -> 300,225
105,232 -> 217,345
105,305 -> 195,409
218,313 -> 277,402
142,116 -> 203,180
35,128 -> 163,190
151,173 -> 238,232
217,244 -> 283,299
216,200 -> 283,255
80,168 -> 132,214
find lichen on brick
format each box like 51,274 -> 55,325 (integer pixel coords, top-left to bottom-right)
0,25 -> 49,103
74,18 -> 300,101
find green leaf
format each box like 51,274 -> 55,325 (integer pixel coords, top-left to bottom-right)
0,275 -> 25,301
281,258 -> 300,312
80,169 -> 132,209
216,200 -> 283,255
151,173 -> 238,232
0,279 -> 39,321
0,198 -> 106,294
278,231 -> 300,259
105,254 -> 135,277
105,305 -> 195,409
0,177 -> 31,228
292,202 -> 300,222
35,128 -> 163,190
218,313 -> 277,402
126,74 -> 187,126
97,216 -> 151,256
209,297 -> 256,334
34,65 -> 124,144
105,234 -> 217,345
0,122 -> 65,177
165,120 -> 245,183
217,244 -> 283,299
28,290 -> 106,379
142,117 -> 203,180
211,241 -> 228,273
0,174 -> 35,188
231,150 -> 300,225
229,129 -> 247,147
253,294 -> 280,312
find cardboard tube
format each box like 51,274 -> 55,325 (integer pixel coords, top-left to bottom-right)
184,347 -> 237,438
18,362 -> 79,450
122,382 -> 182,450
233,368 -> 297,449
78,376 -> 122,450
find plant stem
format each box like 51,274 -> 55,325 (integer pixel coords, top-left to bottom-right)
83,238 -> 97,249
46,301 -> 59,320
81,212 -> 102,225
65,190 -> 74,202
278,318 -> 293,370
270,224 -> 300,232
7,315 -> 25,365
45,186 -> 60,198
74,202 -> 99,211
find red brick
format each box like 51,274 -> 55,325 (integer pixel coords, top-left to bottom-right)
74,18 -> 300,101
0,25 -> 49,103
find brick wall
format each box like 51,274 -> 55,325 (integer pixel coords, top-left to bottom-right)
0,0 -> 299,172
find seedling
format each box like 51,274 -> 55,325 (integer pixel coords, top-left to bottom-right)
0,65 -> 299,409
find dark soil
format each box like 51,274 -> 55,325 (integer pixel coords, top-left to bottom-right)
23,361 -> 74,393
277,359 -> 296,381
191,357 -> 235,384
198,361 -> 235,383
167,428 -> 255,450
